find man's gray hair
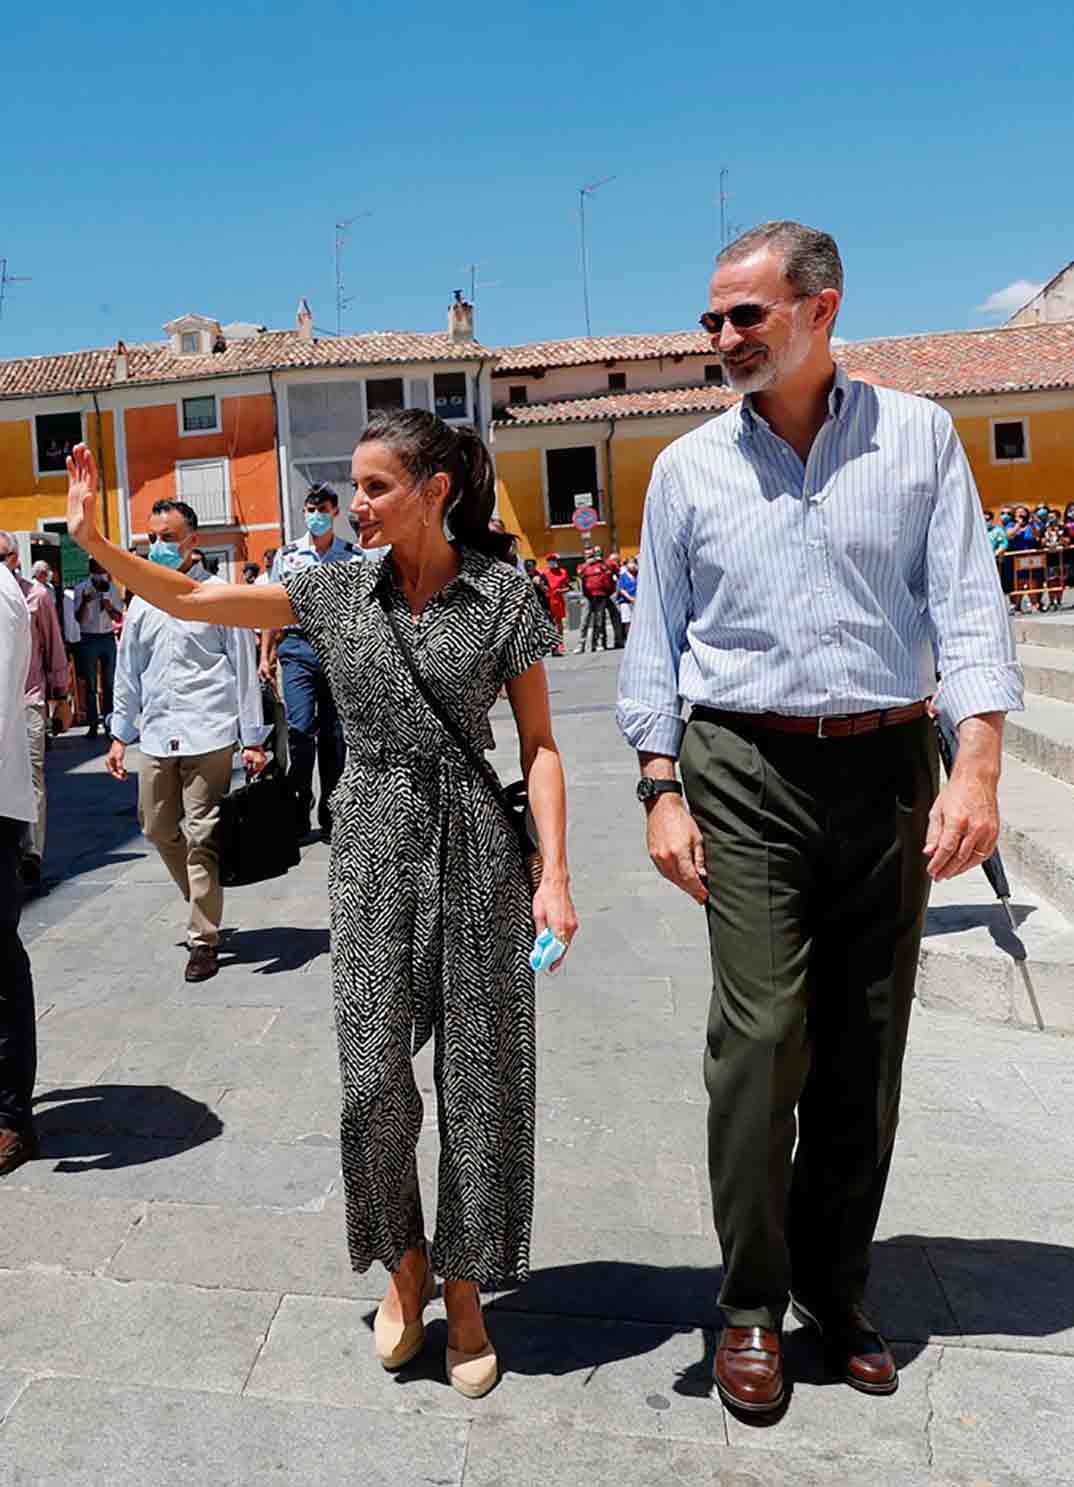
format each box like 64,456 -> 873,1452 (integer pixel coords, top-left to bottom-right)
0,531 -> 16,557
32,560 -> 52,578
718,221 -> 844,299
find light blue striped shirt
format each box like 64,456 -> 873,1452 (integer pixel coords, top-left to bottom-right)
111,565 -> 269,757
617,367 -> 1023,758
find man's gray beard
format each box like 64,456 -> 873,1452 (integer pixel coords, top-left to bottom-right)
723,353 -> 776,394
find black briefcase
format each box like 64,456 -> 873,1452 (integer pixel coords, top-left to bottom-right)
218,760 -> 301,887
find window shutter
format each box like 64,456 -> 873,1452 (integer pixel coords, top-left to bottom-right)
176,459 -> 230,524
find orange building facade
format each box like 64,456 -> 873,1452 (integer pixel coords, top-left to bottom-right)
121,378 -> 281,574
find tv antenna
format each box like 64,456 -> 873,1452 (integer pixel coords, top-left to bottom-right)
718,166 -> 730,248
464,262 -> 501,305
578,176 -> 615,337
334,214 -> 370,335
0,258 -> 31,321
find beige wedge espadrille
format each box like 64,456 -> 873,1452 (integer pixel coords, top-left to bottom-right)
374,1246 -> 437,1371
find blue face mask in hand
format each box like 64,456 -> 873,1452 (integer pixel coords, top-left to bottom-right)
148,540 -> 184,569
306,510 -> 333,537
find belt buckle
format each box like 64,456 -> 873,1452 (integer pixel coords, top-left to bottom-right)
817,715 -> 826,739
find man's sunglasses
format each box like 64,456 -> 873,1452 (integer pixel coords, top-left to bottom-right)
699,294 -> 809,337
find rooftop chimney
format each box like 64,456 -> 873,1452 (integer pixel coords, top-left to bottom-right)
448,289 -> 474,343
296,297 -> 314,342
113,340 -> 128,383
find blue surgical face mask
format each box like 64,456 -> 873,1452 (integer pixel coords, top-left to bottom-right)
306,510 -> 333,537
148,540 -> 184,569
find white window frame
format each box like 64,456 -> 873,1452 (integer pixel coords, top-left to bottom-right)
542,443 -> 606,530
175,456 -> 232,526
33,409 -> 86,480
177,394 -> 221,437
180,331 -> 202,355
431,370 -> 472,423
990,416 -> 1031,465
363,373 -> 408,419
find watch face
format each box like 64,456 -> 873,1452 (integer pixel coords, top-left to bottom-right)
636,778 -> 655,802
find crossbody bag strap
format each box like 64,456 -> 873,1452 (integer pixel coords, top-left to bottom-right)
379,593 -> 512,813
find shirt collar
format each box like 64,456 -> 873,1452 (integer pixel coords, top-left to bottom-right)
186,561 -> 210,583
736,361 -> 851,439
372,545 -> 497,605
299,530 -> 347,558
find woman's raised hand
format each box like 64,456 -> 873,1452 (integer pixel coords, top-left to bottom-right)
66,443 -> 100,551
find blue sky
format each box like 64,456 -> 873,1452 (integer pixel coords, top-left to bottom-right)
2,0 -> 1072,360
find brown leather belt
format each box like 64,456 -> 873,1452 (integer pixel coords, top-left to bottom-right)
692,699 -> 929,740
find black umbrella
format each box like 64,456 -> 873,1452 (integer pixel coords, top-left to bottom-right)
933,715 -> 1044,1030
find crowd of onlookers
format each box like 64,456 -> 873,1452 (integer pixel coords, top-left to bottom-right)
522,547 -> 639,655
985,502 -> 1074,611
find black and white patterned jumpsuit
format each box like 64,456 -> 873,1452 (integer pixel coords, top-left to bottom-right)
285,548 -> 559,1286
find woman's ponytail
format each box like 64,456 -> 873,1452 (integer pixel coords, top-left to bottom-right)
447,426 -> 513,559
359,410 -> 515,561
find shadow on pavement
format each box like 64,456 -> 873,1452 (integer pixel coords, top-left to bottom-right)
26,736 -> 143,921
483,1236 -> 1074,1377
924,900 -> 1035,938
218,926 -> 330,974
31,1083 -> 223,1171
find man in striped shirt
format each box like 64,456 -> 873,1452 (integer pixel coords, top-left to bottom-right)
618,222 -> 1022,1416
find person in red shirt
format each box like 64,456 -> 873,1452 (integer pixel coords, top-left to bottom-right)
604,551 -> 626,648
540,553 -> 571,656
576,546 -> 617,653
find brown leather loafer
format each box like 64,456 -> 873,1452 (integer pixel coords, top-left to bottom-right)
185,944 -> 219,983
0,1126 -> 39,1178
791,1297 -> 898,1395
715,1326 -> 785,1413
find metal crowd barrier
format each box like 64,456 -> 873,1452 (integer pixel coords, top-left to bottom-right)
995,545 -> 1074,611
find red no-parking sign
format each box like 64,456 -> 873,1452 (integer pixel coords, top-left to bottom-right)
572,505 -> 599,533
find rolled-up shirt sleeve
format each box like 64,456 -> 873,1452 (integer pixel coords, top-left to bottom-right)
109,605 -> 144,744
222,623 -> 270,748
616,456 -> 693,758
926,410 -> 1024,728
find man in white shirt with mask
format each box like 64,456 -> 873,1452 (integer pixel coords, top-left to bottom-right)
108,499 -> 269,984
0,559 -> 39,1175
72,558 -> 122,738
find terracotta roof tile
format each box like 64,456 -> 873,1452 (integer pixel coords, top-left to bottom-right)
494,385 -> 738,427
0,330 -> 494,400
836,321 -> 1074,396
494,332 -> 711,373
495,321 -> 1074,397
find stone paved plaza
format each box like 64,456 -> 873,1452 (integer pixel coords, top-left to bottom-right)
3,651 -> 1073,1486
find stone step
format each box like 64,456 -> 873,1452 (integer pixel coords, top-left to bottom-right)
1003,692 -> 1074,788
1013,612 -> 1074,650
917,866 -> 1074,1034
997,752 -> 1074,921
1016,643 -> 1074,705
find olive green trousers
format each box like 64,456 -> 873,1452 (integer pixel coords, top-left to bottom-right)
679,711 -> 937,1331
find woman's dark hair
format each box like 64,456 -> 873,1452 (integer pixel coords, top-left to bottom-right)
359,410 -> 512,560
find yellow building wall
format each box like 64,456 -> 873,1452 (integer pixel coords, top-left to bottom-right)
0,411 -> 121,540
495,449 -> 549,560
496,429 -> 688,562
607,435 -> 669,555
953,408 -> 1074,510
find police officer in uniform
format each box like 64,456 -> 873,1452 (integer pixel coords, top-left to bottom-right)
263,485 -> 361,840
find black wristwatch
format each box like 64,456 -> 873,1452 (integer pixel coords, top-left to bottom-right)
636,778 -> 684,804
